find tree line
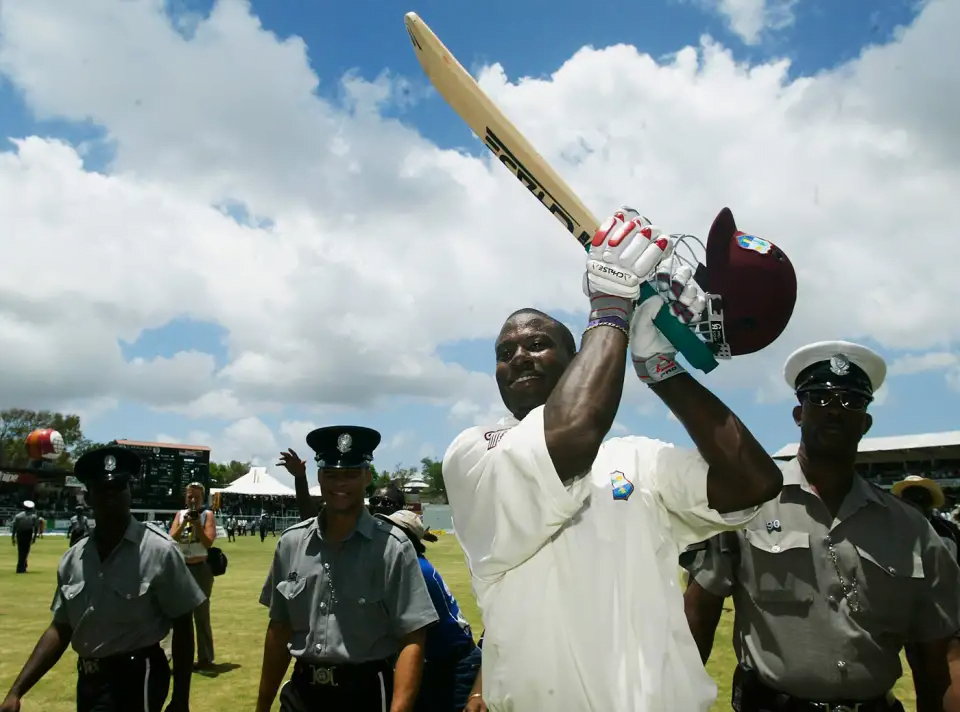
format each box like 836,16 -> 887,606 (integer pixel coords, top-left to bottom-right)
0,408 -> 447,499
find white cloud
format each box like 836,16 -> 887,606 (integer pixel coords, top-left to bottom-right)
700,0 -> 798,45
0,0 -> 958,439
889,352 -> 959,376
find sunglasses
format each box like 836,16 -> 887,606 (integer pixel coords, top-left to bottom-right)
368,496 -> 403,511
804,390 -> 872,411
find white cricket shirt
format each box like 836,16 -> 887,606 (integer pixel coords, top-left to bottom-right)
443,405 -> 758,712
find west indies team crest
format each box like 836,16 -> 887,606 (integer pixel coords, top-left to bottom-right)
611,470 -> 634,501
735,232 -> 772,255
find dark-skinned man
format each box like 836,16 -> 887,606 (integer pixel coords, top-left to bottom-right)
683,341 -> 960,712
443,207 -> 791,712
0,446 -> 204,712
257,426 -> 438,712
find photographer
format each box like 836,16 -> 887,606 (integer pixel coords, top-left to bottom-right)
169,481 -> 218,670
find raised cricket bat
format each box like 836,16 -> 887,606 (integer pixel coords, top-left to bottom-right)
403,12 -> 717,373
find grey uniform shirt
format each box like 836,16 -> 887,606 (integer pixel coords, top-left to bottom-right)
687,458 -> 960,701
12,511 -> 38,534
259,509 -> 439,664
51,517 -> 206,658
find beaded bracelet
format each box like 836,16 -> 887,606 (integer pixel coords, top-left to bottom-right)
588,314 -> 630,332
583,317 -> 629,340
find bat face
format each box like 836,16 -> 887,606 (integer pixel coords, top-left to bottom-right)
403,11 -> 720,373
404,12 -> 595,248
482,127 -> 593,248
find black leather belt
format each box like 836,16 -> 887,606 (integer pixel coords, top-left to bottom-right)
292,658 -> 390,687
77,643 -> 163,676
733,665 -> 897,712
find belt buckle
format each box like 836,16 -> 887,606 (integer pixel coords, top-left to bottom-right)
311,665 -> 337,686
80,659 -> 100,675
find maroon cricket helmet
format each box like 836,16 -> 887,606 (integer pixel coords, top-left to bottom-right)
702,208 -> 797,356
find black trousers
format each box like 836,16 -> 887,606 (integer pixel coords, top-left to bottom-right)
280,659 -> 393,712
76,644 -> 170,712
15,531 -> 32,573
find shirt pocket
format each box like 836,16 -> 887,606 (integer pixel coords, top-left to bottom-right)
854,544 -> 923,634
107,579 -> 154,624
276,576 -> 315,631
741,529 -> 817,605
59,581 -> 88,621
335,579 -> 390,652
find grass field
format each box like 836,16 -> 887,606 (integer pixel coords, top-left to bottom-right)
0,534 -> 918,711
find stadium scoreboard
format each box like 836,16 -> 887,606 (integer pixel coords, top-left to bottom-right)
114,440 -> 211,510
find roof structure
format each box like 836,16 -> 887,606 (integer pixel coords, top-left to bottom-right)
115,439 -> 211,451
215,467 -> 295,496
772,431 -> 960,463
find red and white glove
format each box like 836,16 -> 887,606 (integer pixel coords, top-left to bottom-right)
631,262 -> 707,384
583,208 -> 674,324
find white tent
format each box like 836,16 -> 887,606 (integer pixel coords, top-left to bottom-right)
217,467 -> 296,497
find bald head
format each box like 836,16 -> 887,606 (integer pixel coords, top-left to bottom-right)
496,308 -> 577,419
503,308 -> 576,359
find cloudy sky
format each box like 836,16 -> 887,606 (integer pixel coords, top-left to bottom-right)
0,0 -> 955,485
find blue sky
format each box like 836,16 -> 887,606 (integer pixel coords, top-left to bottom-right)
0,0 -> 954,479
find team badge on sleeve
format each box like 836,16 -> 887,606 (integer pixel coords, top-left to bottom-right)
484,428 -> 510,450
611,471 -> 634,501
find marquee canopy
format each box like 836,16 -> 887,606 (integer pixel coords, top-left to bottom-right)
215,467 -> 295,497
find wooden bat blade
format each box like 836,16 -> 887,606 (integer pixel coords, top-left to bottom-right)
404,11 -> 598,248
403,12 -> 719,374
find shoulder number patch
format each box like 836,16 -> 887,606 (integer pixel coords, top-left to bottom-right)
611,470 -> 634,501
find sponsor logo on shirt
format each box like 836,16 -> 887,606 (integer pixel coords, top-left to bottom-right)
484,428 -> 511,450
611,470 -> 635,501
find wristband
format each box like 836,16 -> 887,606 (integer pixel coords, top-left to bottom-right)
469,693 -> 483,700
633,352 -> 686,384
589,293 -> 633,322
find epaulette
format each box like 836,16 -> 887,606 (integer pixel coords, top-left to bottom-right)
279,518 -> 315,538
374,517 -> 411,544
144,521 -> 175,541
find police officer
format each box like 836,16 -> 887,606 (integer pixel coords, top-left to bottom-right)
67,505 -> 91,548
0,446 -> 206,712
11,500 -> 39,573
256,426 -> 439,712
682,341 -> 960,712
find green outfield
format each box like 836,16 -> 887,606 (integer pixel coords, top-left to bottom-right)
0,535 -> 917,711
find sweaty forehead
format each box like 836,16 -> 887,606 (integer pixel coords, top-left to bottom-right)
498,315 -> 553,343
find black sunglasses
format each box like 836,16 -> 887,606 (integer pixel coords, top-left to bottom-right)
368,496 -> 402,510
804,390 -> 872,411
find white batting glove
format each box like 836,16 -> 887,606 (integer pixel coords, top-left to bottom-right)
631,262 -> 707,384
583,208 -> 674,323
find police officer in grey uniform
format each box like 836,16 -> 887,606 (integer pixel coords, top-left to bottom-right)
682,341 -> 960,712
11,500 -> 39,573
256,426 -> 439,712
0,446 -> 206,712
67,505 -> 91,548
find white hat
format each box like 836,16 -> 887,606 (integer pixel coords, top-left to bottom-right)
784,340 -> 886,395
382,509 -> 438,543
23,500 -> 35,509
892,475 -> 946,509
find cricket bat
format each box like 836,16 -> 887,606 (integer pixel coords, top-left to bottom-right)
403,12 -> 717,373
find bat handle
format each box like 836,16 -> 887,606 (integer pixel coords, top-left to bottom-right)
638,283 -> 719,374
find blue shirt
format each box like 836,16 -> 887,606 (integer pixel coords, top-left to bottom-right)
418,555 -> 476,662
